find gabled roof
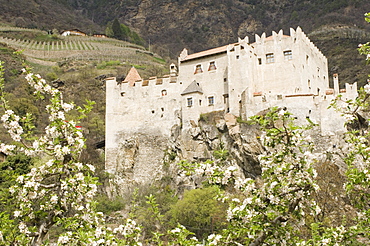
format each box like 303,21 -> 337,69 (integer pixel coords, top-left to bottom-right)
263,35 -> 290,41
180,33 -> 291,62
123,67 -> 142,86
180,44 -> 231,62
181,81 -> 203,95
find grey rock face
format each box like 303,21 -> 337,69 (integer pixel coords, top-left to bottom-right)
108,112 -> 264,195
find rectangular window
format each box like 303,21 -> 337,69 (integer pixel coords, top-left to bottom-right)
258,58 -> 262,65
187,97 -> 193,107
266,53 -> 274,63
208,61 -> 216,71
208,96 -> 214,106
195,64 -> 203,74
284,50 -> 292,60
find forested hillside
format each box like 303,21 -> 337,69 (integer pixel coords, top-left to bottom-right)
1,0 -> 370,86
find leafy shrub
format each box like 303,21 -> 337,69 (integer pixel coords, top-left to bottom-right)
95,195 -> 126,215
168,186 -> 227,239
97,60 -> 121,69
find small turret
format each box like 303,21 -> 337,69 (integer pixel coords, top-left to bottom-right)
170,63 -> 178,77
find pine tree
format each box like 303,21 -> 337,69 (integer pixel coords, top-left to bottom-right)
112,18 -> 123,40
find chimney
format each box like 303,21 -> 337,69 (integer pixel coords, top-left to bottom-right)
333,74 -> 339,95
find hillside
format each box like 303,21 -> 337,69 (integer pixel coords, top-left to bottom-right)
0,0 -> 369,87
0,26 -> 169,166
2,0 -> 369,52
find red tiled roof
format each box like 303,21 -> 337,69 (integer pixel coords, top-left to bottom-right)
124,67 -> 142,86
180,44 -> 232,62
263,35 -> 290,41
285,94 -> 314,97
180,34 -> 290,62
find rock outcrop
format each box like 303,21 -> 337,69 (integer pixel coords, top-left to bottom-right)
107,111 -> 264,196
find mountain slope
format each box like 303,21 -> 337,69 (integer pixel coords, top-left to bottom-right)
0,0 -> 101,33
0,0 -> 370,86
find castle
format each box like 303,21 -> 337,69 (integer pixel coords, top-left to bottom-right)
105,27 -> 357,182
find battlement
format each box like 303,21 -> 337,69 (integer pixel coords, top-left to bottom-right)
289,27 -> 326,62
120,74 -> 178,88
253,27 -> 326,63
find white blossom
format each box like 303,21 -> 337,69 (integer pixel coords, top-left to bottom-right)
364,83 -> 370,94
14,211 -> 21,217
62,103 -> 74,112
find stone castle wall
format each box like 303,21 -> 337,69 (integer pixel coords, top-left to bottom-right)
105,27 -> 358,191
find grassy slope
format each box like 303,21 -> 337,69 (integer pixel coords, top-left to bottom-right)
0,27 -> 168,166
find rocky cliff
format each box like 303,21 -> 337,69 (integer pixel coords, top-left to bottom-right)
107,111 -> 265,196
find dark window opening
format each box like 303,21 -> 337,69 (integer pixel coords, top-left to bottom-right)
195,64 -> 203,74
284,50 -> 292,60
208,96 -> 214,106
187,97 -> 193,107
266,53 -> 274,63
208,61 -> 216,71
258,58 -> 262,65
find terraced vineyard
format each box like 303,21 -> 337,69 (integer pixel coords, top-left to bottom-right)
0,26 -> 161,67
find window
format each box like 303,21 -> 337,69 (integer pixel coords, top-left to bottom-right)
161,90 -> 167,96
284,50 -> 292,60
187,97 -> 193,107
258,58 -> 262,65
120,92 -> 125,97
223,94 -> 229,104
208,61 -> 216,71
266,53 -> 274,63
195,64 -> 203,74
208,96 -> 214,106
236,55 -> 240,59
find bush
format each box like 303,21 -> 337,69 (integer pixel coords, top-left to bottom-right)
169,186 -> 227,239
95,195 -> 126,215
